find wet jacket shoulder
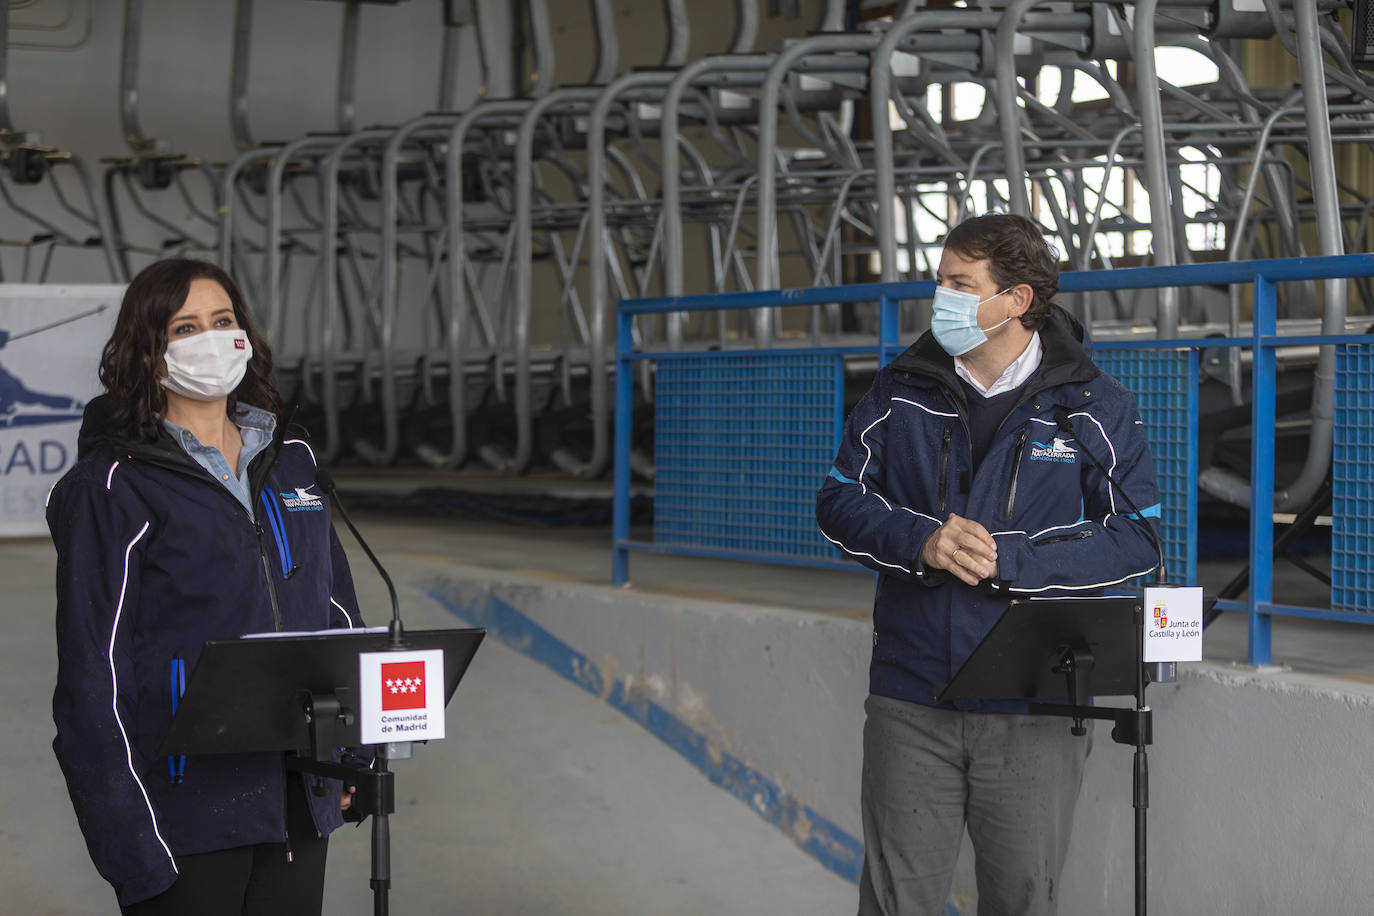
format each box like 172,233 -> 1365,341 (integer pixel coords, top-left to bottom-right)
47,395 -> 363,907
816,307 -> 1162,710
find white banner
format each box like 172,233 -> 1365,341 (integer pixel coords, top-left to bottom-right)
0,285 -> 123,537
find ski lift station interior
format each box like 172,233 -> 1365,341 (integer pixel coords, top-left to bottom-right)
4,0 -> 1374,912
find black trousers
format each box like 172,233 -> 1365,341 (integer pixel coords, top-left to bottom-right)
121,778 -> 329,916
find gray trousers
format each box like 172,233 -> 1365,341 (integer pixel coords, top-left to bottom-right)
857,695 -> 1090,916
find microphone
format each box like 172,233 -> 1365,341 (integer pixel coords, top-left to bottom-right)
1053,409 -> 1167,586
315,466 -> 406,648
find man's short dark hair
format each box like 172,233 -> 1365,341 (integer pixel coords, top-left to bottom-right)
942,214 -> 1060,330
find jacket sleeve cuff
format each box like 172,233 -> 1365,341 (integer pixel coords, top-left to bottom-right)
914,556 -> 949,588
912,524 -> 947,586
990,532 -> 1024,587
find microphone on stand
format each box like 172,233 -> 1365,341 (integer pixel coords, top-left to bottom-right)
315,466 -> 406,649
312,467 -> 420,913
1054,410 -> 1177,685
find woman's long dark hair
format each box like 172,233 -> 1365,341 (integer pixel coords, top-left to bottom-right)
98,259 -> 281,441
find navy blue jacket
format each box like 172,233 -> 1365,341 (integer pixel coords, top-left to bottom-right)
47,397 -> 363,907
816,308 -> 1161,711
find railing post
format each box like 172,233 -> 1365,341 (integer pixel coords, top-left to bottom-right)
878,293 -> 900,366
1247,275 -> 1277,666
612,306 -> 635,586
1185,347 -> 1200,587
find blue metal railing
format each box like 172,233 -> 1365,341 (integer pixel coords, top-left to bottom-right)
614,254 -> 1374,666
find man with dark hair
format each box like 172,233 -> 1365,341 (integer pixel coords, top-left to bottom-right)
942,213 -> 1059,329
816,213 -> 1162,915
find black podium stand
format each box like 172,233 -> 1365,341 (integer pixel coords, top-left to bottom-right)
937,596 -> 1153,916
158,628 -> 485,915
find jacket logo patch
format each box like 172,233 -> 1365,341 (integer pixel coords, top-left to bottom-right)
280,486 -> 325,512
1029,438 -> 1078,463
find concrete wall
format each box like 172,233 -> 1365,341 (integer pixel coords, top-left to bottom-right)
1067,665 -> 1374,914
414,561 -> 1374,914
419,565 -> 872,875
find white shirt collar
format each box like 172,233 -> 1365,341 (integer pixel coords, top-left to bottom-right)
954,332 -> 1042,398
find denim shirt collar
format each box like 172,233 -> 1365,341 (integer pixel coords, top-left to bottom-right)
162,404 -> 276,514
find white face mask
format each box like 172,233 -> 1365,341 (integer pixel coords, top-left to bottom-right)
930,285 -> 1014,357
161,329 -> 252,401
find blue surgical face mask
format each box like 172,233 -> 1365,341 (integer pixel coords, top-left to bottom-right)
930,285 -> 1014,357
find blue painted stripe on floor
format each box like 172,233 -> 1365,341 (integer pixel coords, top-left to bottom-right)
423,577 -> 868,885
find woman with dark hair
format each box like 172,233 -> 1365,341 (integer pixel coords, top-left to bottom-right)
46,258 -> 364,915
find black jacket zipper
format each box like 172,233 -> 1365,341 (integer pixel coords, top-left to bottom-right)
247,420 -> 290,633
116,423 -> 288,631
937,426 -> 951,513
256,520 -> 284,631
1035,529 -> 1093,546
1004,432 -> 1027,519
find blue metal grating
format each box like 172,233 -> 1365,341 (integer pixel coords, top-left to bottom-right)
654,354 -> 844,561
1333,344 -> 1374,614
1093,349 -> 1197,587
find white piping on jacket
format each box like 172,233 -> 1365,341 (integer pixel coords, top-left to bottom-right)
1005,566 -> 1156,594
818,521 -> 914,574
107,521 -> 178,872
844,406 -> 944,522
330,597 -> 356,628
284,438 -> 318,467
856,409 -> 890,499
890,396 -> 959,418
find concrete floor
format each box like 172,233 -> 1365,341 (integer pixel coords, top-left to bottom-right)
4,524 -> 851,914
7,470 -> 1367,913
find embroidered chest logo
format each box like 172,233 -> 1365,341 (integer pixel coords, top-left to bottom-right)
1029,437 -> 1078,463
280,485 -> 325,512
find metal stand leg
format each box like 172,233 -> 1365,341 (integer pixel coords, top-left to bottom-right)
371,744 -> 391,915
1037,599 -> 1154,914
1133,598 -> 1148,916
284,734 -> 398,914
1134,743 -> 1148,916
1032,694 -> 1153,914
